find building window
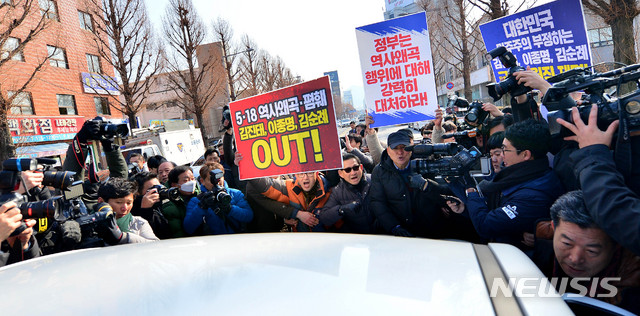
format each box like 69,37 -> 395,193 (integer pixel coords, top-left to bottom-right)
57,94 -> 77,115
78,11 -> 93,31
47,45 -> 67,68
86,54 -> 101,73
1,37 -> 23,61
589,27 -> 613,48
94,97 -> 110,115
8,91 -> 34,115
38,0 -> 58,21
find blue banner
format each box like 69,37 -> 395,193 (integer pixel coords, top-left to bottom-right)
81,72 -> 121,95
479,0 -> 592,82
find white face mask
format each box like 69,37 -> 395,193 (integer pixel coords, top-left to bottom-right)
180,180 -> 197,193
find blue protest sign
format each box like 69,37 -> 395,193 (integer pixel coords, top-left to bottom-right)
479,0 -> 592,81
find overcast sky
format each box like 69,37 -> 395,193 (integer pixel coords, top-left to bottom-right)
146,0 -> 386,109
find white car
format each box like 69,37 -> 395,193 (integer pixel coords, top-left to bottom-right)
0,234 -> 628,315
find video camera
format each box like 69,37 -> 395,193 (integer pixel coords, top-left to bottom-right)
407,143 -> 489,177
442,129 -> 479,149
543,63 -> 640,136
486,46 -> 531,101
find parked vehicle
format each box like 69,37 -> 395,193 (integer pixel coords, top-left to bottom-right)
0,234 -> 627,315
122,125 -> 205,166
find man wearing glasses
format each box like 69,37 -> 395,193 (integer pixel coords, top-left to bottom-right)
460,119 -> 563,253
317,153 -> 375,234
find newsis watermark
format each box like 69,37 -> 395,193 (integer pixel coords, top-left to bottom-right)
489,277 -> 621,298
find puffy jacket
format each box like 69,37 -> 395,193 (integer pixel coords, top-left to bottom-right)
466,169 -> 563,249
318,174 -> 375,234
571,144 -> 640,256
118,216 -> 159,244
184,182 -> 253,235
369,150 -> 450,238
249,173 -> 331,232
161,186 -> 201,238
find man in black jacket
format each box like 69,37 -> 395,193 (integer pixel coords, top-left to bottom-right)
318,153 -> 375,233
369,131 -> 450,238
0,201 -> 40,267
558,104 -> 640,256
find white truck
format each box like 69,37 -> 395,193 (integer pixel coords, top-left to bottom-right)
121,123 -> 205,166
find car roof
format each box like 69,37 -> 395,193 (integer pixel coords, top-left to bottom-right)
0,233 -> 570,315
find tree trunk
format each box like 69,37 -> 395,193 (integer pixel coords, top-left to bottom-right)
0,110 -> 16,161
195,111 -> 208,144
128,112 -> 138,129
612,16 -> 637,94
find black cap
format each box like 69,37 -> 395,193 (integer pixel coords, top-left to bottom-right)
398,128 -> 414,139
387,131 -> 412,149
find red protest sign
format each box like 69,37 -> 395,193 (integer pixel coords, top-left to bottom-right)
230,76 -> 343,180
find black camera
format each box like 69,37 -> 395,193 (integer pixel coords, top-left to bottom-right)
442,129 -> 479,149
42,170 -> 77,190
149,184 -> 180,201
465,101 -> 489,127
543,64 -> 640,136
198,184 -> 232,216
407,144 -> 484,177
0,192 -> 60,236
219,106 -> 232,132
486,46 -> 531,101
94,119 -> 128,140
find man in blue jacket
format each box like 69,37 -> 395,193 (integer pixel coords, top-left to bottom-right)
185,163 -> 253,235
461,119 -> 563,253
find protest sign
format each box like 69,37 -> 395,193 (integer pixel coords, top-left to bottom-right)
356,11 -> 438,128
480,0 -> 592,82
230,76 -> 343,180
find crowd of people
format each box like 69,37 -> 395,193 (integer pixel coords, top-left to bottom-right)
1,69 -> 639,312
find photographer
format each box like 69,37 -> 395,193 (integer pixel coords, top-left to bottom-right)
343,134 -> 375,173
460,119 -> 563,252
161,166 -> 200,238
317,153 -> 375,234
0,201 -> 40,267
184,163 -> 252,235
96,177 -> 159,244
128,153 -> 148,178
557,104 -> 640,256
369,131 -> 453,238
131,172 -> 172,239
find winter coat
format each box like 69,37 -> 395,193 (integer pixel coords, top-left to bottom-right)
184,182 -> 253,235
318,174 -> 375,234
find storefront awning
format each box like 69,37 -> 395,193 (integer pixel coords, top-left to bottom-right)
15,143 -> 69,158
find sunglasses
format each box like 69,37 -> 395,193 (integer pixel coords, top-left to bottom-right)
342,165 -> 361,173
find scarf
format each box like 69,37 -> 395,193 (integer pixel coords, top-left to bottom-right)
116,212 -> 133,233
478,158 -> 550,208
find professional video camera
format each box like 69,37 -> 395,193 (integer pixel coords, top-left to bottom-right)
407,143 -> 489,177
486,46 -> 531,101
442,129 -> 479,149
149,184 -> 180,202
197,169 -> 231,216
543,64 -> 640,136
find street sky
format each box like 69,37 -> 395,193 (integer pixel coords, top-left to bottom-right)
146,0 -> 386,110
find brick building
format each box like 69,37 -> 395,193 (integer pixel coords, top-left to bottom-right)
2,0 -> 121,162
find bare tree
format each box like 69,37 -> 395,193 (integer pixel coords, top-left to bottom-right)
212,17 -> 242,101
583,0 -> 639,67
237,34 -> 261,98
422,0 -> 483,101
163,0 -> 223,142
85,0 -> 162,126
0,0 -> 52,160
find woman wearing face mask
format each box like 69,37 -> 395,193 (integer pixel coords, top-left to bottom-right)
161,166 -> 201,238
184,163 -> 253,235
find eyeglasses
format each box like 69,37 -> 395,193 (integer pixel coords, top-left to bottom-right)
342,165 -> 361,173
501,145 -> 522,154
